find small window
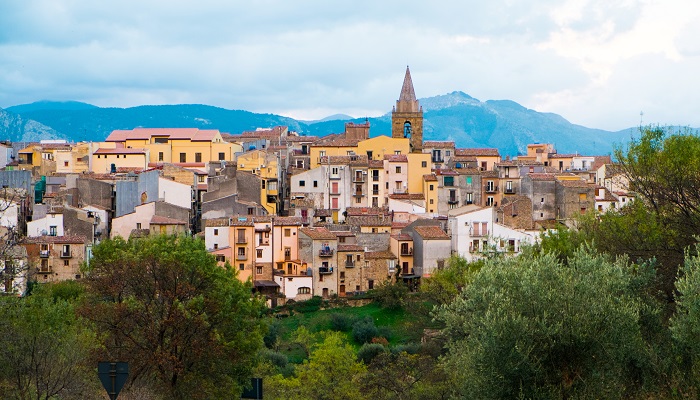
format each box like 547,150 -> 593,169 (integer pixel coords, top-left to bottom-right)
216,255 -> 225,262
444,176 -> 454,186
446,150 -> 451,156
394,150 -> 401,155
284,229 -> 291,237
195,153 -> 202,163
218,152 -> 225,161
179,153 -> 186,163
429,184 -> 434,191
64,259 -> 69,266
257,249 -> 263,258
395,166 -> 401,173
213,243 -> 218,249
135,223 -> 141,230
214,229 -> 218,236
239,263 -> 245,271
422,161 -> 427,168
247,207 -> 254,215
261,180 -> 266,189
298,287 -> 311,294
256,266 -> 263,274
158,152 -> 164,161
313,181 -> 318,187
300,180 -> 306,187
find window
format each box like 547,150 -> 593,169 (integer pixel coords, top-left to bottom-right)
239,263 -> 245,271
154,137 -> 168,144
256,266 -> 263,275
298,287 -> 311,294
332,167 -> 339,175
284,228 -> 291,237
395,166 -> 401,173
214,229 -> 218,236
338,236 -> 345,243
395,150 -> 401,155
218,152 -> 225,161
422,161 -> 427,168
213,244 -> 218,249
299,180 -> 305,187
430,199 -> 434,204
465,192 -> 473,204
446,150 -> 451,156
237,247 -> 246,256
313,181 -> 318,188
366,151 -> 373,159
179,153 -> 186,163
373,184 -> 379,195
429,184 -> 434,191
579,193 -> 587,201
486,196 -> 494,206
466,176 -> 472,185
261,180 -> 266,189
506,180 -> 513,192
216,255 -> 225,262
257,249 -> 263,258
372,170 -> 379,181
158,152 -> 164,161
49,226 -> 57,236
332,197 -> 339,209
320,150 -> 326,157
284,247 -> 291,258
198,175 -> 205,183
136,223 -> 141,230
444,176 -> 454,186
247,207 -> 254,215
368,280 -> 374,290
486,181 -> 495,191
64,259 -> 69,266
195,152 -> 202,163
64,161 -> 69,167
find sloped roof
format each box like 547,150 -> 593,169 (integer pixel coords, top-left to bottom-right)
413,226 -> 450,240
399,66 -> 417,102
300,227 -> 337,240
455,148 -> 500,157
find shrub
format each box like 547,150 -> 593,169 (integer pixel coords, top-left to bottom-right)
329,313 -> 355,332
372,280 -> 409,310
391,342 -> 421,355
352,316 -> 379,344
264,320 -> 281,349
357,343 -> 387,364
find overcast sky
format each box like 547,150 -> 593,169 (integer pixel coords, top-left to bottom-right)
1,0 -> 698,131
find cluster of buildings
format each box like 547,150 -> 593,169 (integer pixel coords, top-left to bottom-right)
0,67 -> 632,304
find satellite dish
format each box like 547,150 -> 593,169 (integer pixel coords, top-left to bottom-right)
40,229 -> 48,235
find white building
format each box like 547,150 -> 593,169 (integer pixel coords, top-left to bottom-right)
27,212 -> 64,237
448,205 -> 536,262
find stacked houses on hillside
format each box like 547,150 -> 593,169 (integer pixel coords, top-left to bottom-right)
0,67 -> 633,304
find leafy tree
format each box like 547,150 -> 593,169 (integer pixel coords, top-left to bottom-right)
266,332 -> 367,400
671,246 -> 700,393
0,282 -> 100,399
356,343 -> 387,365
421,255 -> 483,305
436,249 -> 652,399
80,235 -> 266,400
372,279 -> 409,310
352,316 -> 379,344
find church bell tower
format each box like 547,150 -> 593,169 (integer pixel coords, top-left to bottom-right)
391,66 -> 423,153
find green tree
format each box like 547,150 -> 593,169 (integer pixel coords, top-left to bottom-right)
420,255 -> 483,305
266,332 -> 367,400
0,282 -> 100,399
80,235 -> 266,400
436,249 -> 651,399
671,246 -> 700,394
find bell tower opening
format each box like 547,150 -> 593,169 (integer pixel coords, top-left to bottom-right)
403,121 -> 412,138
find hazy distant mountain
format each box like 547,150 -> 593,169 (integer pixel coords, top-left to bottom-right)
0,108 -> 67,142
3,93 -> 640,156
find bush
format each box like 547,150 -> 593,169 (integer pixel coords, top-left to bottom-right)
292,296 -> 323,313
357,343 -> 387,364
261,349 -> 289,370
264,320 -> 281,349
329,313 -> 355,332
390,342 -> 421,355
352,316 -> 379,344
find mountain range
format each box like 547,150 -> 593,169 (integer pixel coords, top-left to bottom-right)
0,92 -> 640,156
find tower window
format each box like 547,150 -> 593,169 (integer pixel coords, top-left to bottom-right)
403,121 -> 412,138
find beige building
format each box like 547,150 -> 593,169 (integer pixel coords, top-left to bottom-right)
24,235 -> 86,284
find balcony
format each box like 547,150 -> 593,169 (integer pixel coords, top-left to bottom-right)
40,250 -> 50,258
393,188 -> 407,194
432,157 -> 444,163
319,266 -> 334,274
236,253 -> 247,261
472,230 -> 489,237
353,175 -> 365,183
345,261 -> 355,268
484,185 -> 499,193
330,190 -> 341,195
372,190 -> 379,195
400,248 -> 413,256
353,192 -> 364,197
284,254 -> 291,261
319,249 -> 334,257
236,237 -> 247,244
60,251 -> 72,258
504,187 -> 516,194
448,198 -> 459,204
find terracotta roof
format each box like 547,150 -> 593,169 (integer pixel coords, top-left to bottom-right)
338,244 -> 364,252
365,250 -> 397,259
455,148 -> 500,157
384,154 -> 408,162
368,160 -> 384,168
391,233 -> 413,241
423,174 -> 438,181
388,193 -> 425,200
204,218 -> 230,227
391,221 -> 410,229
413,226 -> 450,240
346,207 -> 389,216
424,141 -> 455,149
527,173 -> 556,181
116,167 -> 145,173
347,215 -> 391,227
333,231 -> 355,237
106,128 -> 221,142
433,169 -> 459,176
311,138 -> 361,147
273,216 -> 302,226
452,155 -> 477,162
315,209 -> 333,217
150,215 -> 187,225
320,155 -> 368,165
26,235 -> 87,244
300,227 -> 337,240
94,148 -> 147,155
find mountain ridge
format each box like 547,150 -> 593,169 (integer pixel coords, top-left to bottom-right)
2,92 -> 642,156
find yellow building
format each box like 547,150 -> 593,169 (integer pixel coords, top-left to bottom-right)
104,128 -> 235,165
237,150 -> 280,214
92,147 -> 149,173
423,174 -> 439,214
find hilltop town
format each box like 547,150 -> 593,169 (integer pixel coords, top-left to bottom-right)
0,67 -> 631,300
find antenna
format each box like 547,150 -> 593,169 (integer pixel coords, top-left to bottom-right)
640,111 -> 644,126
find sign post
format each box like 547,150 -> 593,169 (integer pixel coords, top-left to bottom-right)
241,377 -> 263,399
98,362 -> 129,400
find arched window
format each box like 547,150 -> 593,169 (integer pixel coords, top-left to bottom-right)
403,121 -> 412,138
298,287 -> 311,294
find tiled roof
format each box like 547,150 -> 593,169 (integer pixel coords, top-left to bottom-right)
384,154 -> 408,162
94,148 -> 147,155
333,231 -> 355,237
368,160 -> 384,168
527,173 -> 556,181
389,193 -> 425,200
150,215 -> 188,225
300,227 -> 337,240
26,235 -> 87,244
433,169 -> 459,176
391,233 -> 413,241
348,215 -> 391,227
423,174 -> 438,181
338,244 -> 364,252
346,207 -> 388,216
557,179 -> 590,188
423,141 -> 455,149
391,221 -> 409,229
320,155 -> 368,165
455,148 -> 500,157
204,218 -> 229,227
365,250 -> 397,259
273,216 -> 302,226
311,138 -> 361,147
106,128 -> 220,142
413,226 -> 450,240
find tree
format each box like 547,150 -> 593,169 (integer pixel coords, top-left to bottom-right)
436,249 -> 652,399
670,246 -> 700,393
420,255 -> 483,305
80,235 -> 266,400
265,332 -> 367,400
0,282 -> 100,399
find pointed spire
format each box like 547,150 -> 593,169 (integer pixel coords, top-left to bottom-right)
399,65 -> 416,102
